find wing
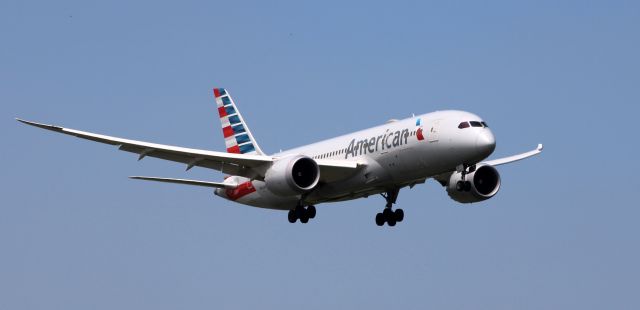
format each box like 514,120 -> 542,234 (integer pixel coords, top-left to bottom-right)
17,118 -> 363,182
129,176 -> 237,188
484,144 -> 544,166
17,118 -> 273,179
315,159 -> 363,183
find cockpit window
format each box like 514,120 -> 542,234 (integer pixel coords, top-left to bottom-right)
470,121 -> 483,127
481,121 -> 488,127
458,122 -> 470,129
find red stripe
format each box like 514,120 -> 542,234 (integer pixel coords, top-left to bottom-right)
225,181 -> 256,200
222,126 -> 234,138
227,145 -> 240,153
213,88 -> 221,98
218,106 -> 227,117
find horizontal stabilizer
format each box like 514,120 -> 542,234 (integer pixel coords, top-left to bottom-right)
129,176 -> 237,189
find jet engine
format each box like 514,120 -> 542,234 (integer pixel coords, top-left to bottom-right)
265,155 -> 320,196
446,164 -> 501,203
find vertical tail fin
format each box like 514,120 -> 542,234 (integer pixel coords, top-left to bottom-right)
213,88 -> 265,155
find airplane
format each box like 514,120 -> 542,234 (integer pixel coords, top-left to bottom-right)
17,87 -> 543,226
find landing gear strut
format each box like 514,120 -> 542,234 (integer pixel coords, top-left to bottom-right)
288,205 -> 316,224
376,189 -> 404,227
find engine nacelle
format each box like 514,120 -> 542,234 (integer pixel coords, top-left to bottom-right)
447,164 -> 501,203
264,155 -> 320,196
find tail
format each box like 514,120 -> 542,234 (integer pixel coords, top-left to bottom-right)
213,88 -> 265,155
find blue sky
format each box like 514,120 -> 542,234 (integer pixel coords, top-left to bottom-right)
1,0 -> 639,309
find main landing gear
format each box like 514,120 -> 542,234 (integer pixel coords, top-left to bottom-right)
375,189 -> 404,227
455,164 -> 475,192
288,205 -> 316,224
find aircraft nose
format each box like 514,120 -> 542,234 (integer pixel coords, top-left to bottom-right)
476,130 -> 496,158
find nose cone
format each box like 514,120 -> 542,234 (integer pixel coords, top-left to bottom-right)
476,130 -> 496,158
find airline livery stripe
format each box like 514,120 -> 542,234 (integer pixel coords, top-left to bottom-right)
222,126 -> 234,138
235,134 -> 250,144
222,97 -> 232,106
220,117 -> 230,128
218,106 -> 227,117
225,181 -> 256,200
238,144 -> 255,154
232,124 -> 246,134
213,88 -> 227,98
224,105 -> 236,115
226,145 -> 241,154
228,115 -> 241,124
224,138 -> 237,148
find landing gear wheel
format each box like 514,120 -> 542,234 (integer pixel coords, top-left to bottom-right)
394,209 -> 404,222
387,218 -> 397,227
377,189 -> 402,227
307,205 -> 316,219
288,210 -> 297,223
456,181 -> 464,191
464,181 -> 472,192
300,214 -> 309,223
383,208 -> 393,218
375,213 -> 385,226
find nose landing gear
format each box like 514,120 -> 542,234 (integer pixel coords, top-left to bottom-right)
456,164 -> 475,192
376,189 -> 404,227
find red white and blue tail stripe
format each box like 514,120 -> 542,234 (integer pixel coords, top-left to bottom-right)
213,88 -> 264,155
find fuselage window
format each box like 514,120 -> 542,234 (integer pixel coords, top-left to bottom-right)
470,121 -> 483,127
458,122 -> 470,129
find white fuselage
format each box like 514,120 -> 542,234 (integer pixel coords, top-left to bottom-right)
215,110 -> 496,210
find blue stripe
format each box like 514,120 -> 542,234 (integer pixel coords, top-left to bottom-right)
218,88 -> 227,96
225,105 -> 236,115
222,97 -> 232,106
416,118 -> 421,126
228,115 -> 241,124
239,143 -> 255,154
235,134 -> 250,144
232,124 -> 246,134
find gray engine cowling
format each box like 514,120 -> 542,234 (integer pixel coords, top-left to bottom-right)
447,164 -> 501,203
265,155 -> 320,196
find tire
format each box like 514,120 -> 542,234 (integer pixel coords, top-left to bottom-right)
383,208 -> 393,219
307,205 -> 316,219
387,218 -> 397,227
394,209 -> 404,222
464,181 -> 472,192
300,214 -> 309,223
456,181 -> 464,191
288,210 -> 297,223
375,213 -> 385,226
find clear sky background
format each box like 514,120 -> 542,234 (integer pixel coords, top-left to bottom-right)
1,0 -> 639,309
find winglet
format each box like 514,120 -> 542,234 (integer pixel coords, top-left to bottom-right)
16,118 -> 64,132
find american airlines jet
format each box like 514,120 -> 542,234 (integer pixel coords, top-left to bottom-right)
17,88 -> 542,226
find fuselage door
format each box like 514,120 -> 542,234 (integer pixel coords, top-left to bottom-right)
428,119 -> 441,142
